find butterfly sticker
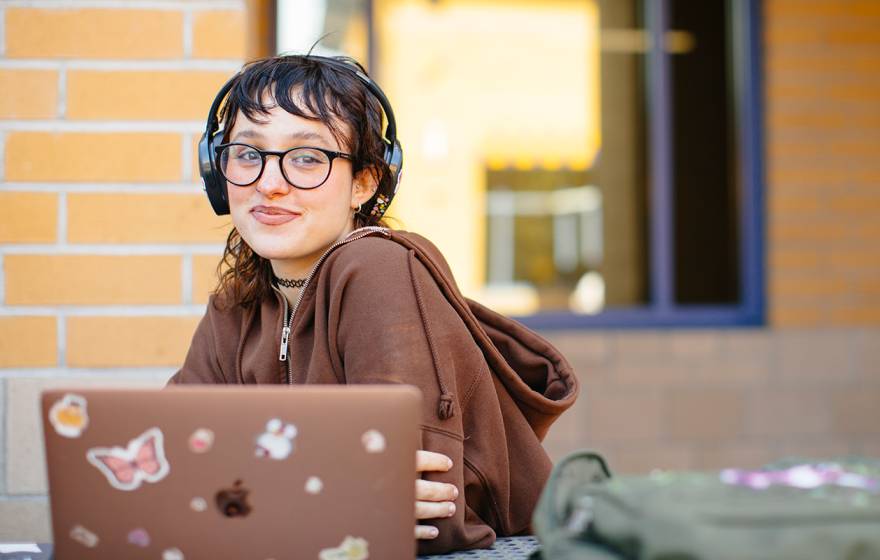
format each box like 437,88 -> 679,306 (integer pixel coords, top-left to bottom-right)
86,427 -> 170,491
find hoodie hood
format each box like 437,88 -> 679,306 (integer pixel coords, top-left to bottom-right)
388,230 -> 579,440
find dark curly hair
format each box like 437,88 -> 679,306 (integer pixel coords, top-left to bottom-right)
212,54 -> 394,309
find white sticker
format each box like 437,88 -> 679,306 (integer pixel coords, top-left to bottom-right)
305,476 -> 323,495
163,547 -> 185,560
49,394 -> 89,438
361,430 -> 386,454
188,428 -> 215,453
86,427 -> 170,491
70,525 -> 98,548
318,536 -> 369,560
190,497 -> 207,512
255,418 -> 298,460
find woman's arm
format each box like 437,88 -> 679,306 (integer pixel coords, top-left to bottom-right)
327,239 -> 496,554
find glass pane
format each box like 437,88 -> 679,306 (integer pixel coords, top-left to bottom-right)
276,0 -> 370,64
670,0 -> 740,304
373,0 -> 650,315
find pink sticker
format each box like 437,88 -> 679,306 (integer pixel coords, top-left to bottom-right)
127,528 -> 150,547
318,536 -> 369,560
86,427 -> 170,491
188,428 -> 214,453
361,430 -> 386,454
49,394 -> 89,438
255,418 -> 297,460
70,525 -> 98,548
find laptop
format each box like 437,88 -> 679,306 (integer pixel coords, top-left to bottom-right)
41,385 -> 421,560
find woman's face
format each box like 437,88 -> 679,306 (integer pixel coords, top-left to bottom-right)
225,99 -> 372,267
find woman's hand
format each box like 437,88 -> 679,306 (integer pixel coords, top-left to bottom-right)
415,450 -> 459,540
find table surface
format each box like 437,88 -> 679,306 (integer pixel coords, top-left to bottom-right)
1,538 -> 540,560
420,537 -> 540,559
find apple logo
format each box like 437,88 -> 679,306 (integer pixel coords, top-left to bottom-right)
215,479 -> 252,518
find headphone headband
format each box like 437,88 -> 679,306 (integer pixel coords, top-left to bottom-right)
198,55 -> 403,218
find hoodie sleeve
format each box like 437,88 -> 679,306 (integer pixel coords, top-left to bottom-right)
329,239 -> 497,555
167,295 -> 231,385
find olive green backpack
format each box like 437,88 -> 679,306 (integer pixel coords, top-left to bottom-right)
531,451 -> 880,560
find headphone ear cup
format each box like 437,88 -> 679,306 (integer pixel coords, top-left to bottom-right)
384,139 -> 403,196
200,129 -> 230,216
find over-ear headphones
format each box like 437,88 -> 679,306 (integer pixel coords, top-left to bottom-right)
198,56 -> 403,218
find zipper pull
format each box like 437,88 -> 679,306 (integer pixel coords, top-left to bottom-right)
279,326 -> 291,361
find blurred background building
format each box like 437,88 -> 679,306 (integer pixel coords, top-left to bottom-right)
1,0 -> 879,540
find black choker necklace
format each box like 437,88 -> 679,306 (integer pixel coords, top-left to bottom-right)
275,276 -> 307,288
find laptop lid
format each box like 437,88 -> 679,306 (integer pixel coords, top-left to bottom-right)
41,385 -> 421,560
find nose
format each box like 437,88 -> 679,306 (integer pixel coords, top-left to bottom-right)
254,154 -> 290,198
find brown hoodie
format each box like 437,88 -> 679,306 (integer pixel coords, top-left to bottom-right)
168,227 -> 579,555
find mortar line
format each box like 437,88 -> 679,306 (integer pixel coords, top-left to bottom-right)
0,120 -> 205,132
56,191 -> 67,244
0,305 -> 208,317
183,8 -> 193,58
0,60 -> 242,71
56,62 -> 67,119
56,314 -> 66,367
3,1 -> 242,10
181,133 -> 192,182
0,183 -> 204,193
0,243 -> 225,254
181,253 -> 193,304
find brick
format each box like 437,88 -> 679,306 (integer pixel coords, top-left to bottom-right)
0,500 -> 50,542
193,253 -> 225,304
543,332 -> 611,368
830,306 -> 880,326
67,316 -> 201,367
769,306 -> 824,327
770,249 -> 821,270
67,193 -> 230,243
5,8 -> 183,59
745,389 -> 833,438
667,389 -> 746,441
829,194 -> 880,215
828,250 -> 880,269
0,69 -> 58,119
5,132 -> 181,183
770,275 -> 849,298
603,443 -> 696,474
0,192 -> 58,243
0,317 -> 57,367
586,390 -> 664,441
4,255 -> 181,305
694,442 -> 781,470
5,376 -> 166,496
67,70 -> 232,121
775,330 -> 855,383
192,10 -> 246,59
668,331 -> 722,362
770,221 -> 847,243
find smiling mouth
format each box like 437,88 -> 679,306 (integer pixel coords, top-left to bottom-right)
251,206 -> 301,225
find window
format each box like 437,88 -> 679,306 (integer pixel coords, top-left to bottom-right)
273,0 -> 765,327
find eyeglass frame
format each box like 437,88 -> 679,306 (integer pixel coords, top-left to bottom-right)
214,142 -> 353,190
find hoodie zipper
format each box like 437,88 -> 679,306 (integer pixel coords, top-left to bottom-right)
275,226 -> 391,385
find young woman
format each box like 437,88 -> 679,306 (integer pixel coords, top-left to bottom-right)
169,54 -> 579,555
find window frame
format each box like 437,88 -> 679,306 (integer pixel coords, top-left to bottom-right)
514,0 -> 765,330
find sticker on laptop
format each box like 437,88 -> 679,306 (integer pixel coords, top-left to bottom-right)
162,547 -> 184,560
86,427 -> 170,491
49,393 -> 89,438
305,476 -> 323,495
70,525 -> 99,548
361,429 -> 386,454
188,428 -> 214,453
127,528 -> 150,547
318,536 -> 369,560
190,497 -> 208,512
255,418 -> 297,460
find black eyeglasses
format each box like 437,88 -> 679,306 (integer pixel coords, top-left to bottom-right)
215,143 -> 352,190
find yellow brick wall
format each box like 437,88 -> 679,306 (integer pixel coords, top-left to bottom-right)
0,1 -> 243,378
765,0 -> 880,326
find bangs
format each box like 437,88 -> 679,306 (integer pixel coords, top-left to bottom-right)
220,57 -> 362,152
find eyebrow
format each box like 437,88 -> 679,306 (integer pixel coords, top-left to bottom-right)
231,128 -> 333,147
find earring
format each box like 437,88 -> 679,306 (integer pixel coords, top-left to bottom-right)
355,203 -> 363,214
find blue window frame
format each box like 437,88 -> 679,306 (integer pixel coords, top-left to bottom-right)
512,0 -> 765,330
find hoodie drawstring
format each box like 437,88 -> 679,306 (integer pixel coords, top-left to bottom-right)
408,250 -> 456,420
